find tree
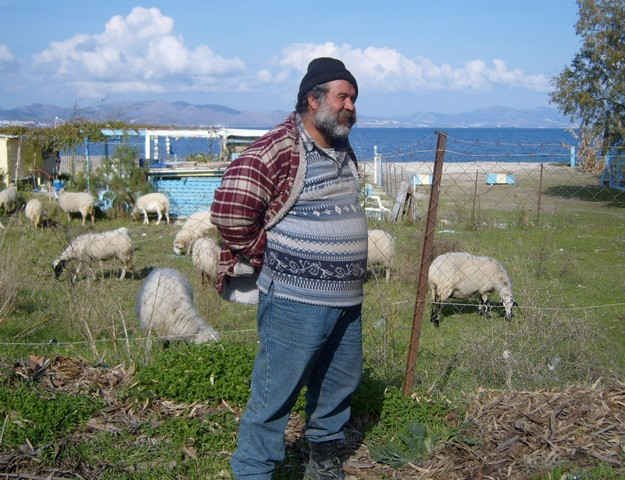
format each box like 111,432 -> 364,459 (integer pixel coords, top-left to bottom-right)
551,0 -> 625,153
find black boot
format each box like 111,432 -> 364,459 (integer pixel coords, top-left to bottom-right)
303,440 -> 345,480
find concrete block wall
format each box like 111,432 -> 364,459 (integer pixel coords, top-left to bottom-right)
151,175 -> 222,218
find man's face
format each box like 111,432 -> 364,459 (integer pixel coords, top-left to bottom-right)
312,79 -> 357,145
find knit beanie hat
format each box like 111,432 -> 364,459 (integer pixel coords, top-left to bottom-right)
297,57 -> 358,105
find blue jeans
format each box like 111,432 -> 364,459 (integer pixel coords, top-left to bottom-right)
231,285 -> 363,479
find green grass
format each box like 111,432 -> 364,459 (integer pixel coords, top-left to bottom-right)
0,377 -> 101,450
1,170 -> 624,478
127,342 -> 255,406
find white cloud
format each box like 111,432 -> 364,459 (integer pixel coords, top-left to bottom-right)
0,44 -> 15,71
34,7 -> 245,97
272,42 -> 550,93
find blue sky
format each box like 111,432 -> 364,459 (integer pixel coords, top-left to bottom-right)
0,1 -> 580,117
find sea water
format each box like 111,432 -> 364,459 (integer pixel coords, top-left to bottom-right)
76,127 -> 577,165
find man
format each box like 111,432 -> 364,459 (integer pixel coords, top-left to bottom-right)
210,57 -> 366,479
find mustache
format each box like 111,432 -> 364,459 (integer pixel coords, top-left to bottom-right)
339,110 -> 356,125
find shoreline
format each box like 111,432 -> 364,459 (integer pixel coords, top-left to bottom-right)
360,160 -> 571,177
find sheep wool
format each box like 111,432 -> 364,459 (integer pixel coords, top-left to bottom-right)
132,192 -> 170,225
0,185 -> 17,213
52,227 -> 133,280
57,191 -> 95,225
173,210 -> 215,255
367,229 -> 395,282
191,237 -> 220,285
428,251 -> 515,326
136,268 -> 220,343
25,198 -> 44,229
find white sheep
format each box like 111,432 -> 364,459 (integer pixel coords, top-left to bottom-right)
25,198 -> 45,229
173,210 -> 215,255
428,251 -> 516,327
136,268 -> 220,343
191,237 -> 220,285
132,192 -> 170,225
52,227 -> 133,281
57,191 -> 95,226
0,184 -> 17,213
367,229 -> 395,282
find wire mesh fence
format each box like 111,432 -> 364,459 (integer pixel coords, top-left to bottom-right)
1,130 -> 624,392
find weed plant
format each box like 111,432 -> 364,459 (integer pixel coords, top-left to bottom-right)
0,377 -> 101,450
127,342 -> 255,405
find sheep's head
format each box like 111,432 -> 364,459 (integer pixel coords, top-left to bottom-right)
502,294 -> 516,321
52,259 -> 66,278
173,239 -> 187,256
173,230 -> 192,255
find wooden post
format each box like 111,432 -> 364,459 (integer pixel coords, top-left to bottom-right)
402,131 -> 447,396
471,169 -> 479,229
14,136 -> 22,186
536,163 -> 544,227
390,180 -> 411,223
84,137 -> 91,193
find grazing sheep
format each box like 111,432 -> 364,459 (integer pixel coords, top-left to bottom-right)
0,184 -> 17,213
132,192 -> 170,225
367,229 -> 395,282
136,268 -> 220,343
191,237 -> 220,285
173,210 -> 215,255
25,198 -> 45,229
57,191 -> 95,225
428,251 -> 516,327
52,227 -> 133,281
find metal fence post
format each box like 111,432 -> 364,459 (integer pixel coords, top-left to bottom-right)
373,145 -> 382,186
570,146 -> 576,168
402,131 -> 447,396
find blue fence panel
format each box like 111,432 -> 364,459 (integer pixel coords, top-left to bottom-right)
151,175 -> 223,217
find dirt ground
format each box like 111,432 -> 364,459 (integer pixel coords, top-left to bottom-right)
2,356 -> 624,480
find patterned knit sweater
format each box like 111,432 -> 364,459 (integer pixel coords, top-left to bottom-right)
256,118 -> 367,306
210,113 -> 366,305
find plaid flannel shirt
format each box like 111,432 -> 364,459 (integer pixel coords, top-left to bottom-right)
210,113 -> 307,293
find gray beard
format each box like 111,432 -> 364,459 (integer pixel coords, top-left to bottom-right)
314,103 -> 355,146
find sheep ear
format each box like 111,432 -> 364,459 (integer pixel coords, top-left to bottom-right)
513,300 -> 519,307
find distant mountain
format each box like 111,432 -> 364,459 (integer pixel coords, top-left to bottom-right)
358,106 -> 575,128
0,101 -> 287,128
0,101 -> 575,129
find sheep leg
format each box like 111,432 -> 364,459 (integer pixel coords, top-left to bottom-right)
143,209 -> 149,225
479,295 -> 491,317
165,211 -> 170,224
430,293 -> 441,327
120,258 -> 133,280
156,210 -> 162,225
385,266 -> 390,282
72,262 -> 83,283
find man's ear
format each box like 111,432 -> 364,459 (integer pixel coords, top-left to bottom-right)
308,93 -> 320,112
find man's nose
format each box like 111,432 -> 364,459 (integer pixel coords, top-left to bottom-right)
343,98 -> 355,111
